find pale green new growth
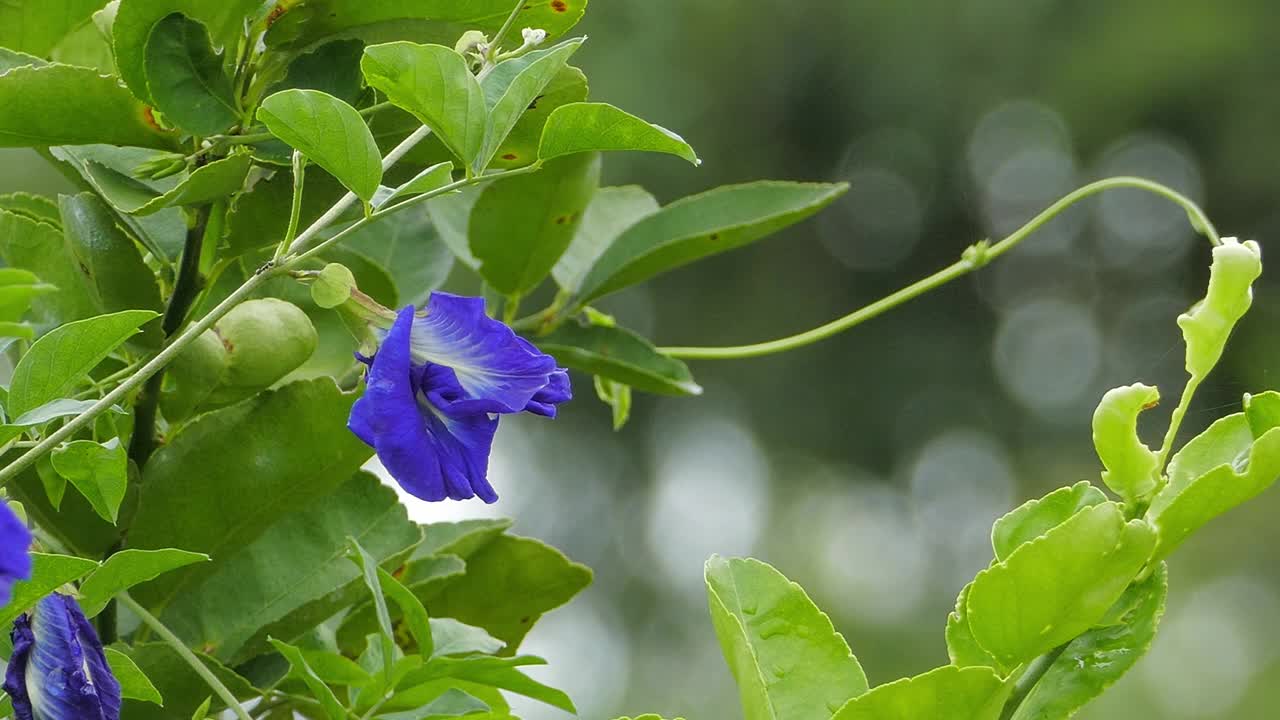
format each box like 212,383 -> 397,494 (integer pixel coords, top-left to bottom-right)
1178,238 -> 1262,381
1092,383 -> 1162,502
830,665 -> 1009,720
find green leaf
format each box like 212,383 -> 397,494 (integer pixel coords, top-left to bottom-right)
378,688 -> 490,720
221,164 -> 350,260
51,438 -> 128,524
540,102 -> 699,165
10,463 -> 121,558
1092,383 -> 1161,502
0,64 -> 174,148
0,209 -> 100,329
0,192 -> 60,225
476,39 -> 585,172
348,537 -> 399,679
112,0 -> 262,104
300,649 -> 374,687
966,503 -> 1156,669
553,186 -> 659,292
0,268 -> 57,324
189,697 -> 211,720
58,192 -> 165,346
335,556 -> 467,653
575,181 -> 849,303
469,152 -> 601,295
487,66 -> 588,170
126,379 -> 372,612
427,534 -> 591,652
271,639 -> 348,720
538,320 -> 701,396
1146,416 -> 1280,561
121,642 -> 259,720
705,556 -> 869,720
6,398 -> 116,432
430,618 -> 505,657
0,0 -> 104,55
105,647 -> 165,705
0,553 -> 98,629
47,145 -> 186,260
338,200 -> 454,304
1178,238 -> 1262,381
1245,391 -> 1280,440
258,89 -> 383,201
990,481 -> 1108,563
379,567 -> 435,657
1010,564 -> 1168,720
0,48 -> 46,73
129,155 -> 252,215
154,472 -> 419,665
594,375 -> 632,431
830,665 -> 1009,720
361,42 -> 486,165
945,584 -> 999,670
78,548 -> 210,617
7,309 -> 158,417
143,13 -> 239,136
426,185 -> 481,267
392,656 -> 574,713
374,161 -> 455,209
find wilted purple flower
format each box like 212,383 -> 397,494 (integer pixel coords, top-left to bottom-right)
349,293 -> 570,503
0,501 -> 32,606
4,593 -> 121,720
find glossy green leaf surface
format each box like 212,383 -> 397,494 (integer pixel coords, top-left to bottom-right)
271,639 -> 348,720
1010,564 -> 1168,720
476,39 -> 585,172
0,64 -> 174,148
830,665 -> 1008,720
126,379 -> 372,613
391,656 -> 574,713
143,13 -> 239,136
552,185 -> 659,292
79,548 -> 210,617
258,89 -> 383,201
7,309 -> 158,417
1246,391 -> 1280,439
537,320 -> 701,396
0,0 -> 104,55
105,648 -> 165,705
487,66 -> 588,170
50,438 -> 128,523
990,481 -> 1107,563
122,642 -> 259,720
0,210 -> 98,329
575,181 -> 848,303
706,556 -> 869,720
337,201 -> 454,304
126,155 -> 252,215
375,161 -> 454,208
469,152 -> 601,295
0,553 -> 98,629
1092,383 -> 1161,502
967,503 -> 1156,668
540,102 -> 699,165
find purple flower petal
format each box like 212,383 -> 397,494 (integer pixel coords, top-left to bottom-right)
5,594 -> 120,720
0,501 -> 32,607
407,293 -> 559,413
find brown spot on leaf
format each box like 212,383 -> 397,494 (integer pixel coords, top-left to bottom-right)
214,328 -> 234,354
520,616 -> 531,624
266,4 -> 287,26
528,95 -> 543,110
709,232 -> 721,241
555,215 -> 569,224
551,0 -> 568,12
501,153 -> 519,160
1142,400 -> 1160,410
142,106 -> 161,131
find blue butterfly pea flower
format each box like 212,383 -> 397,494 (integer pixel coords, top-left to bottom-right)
3,593 -> 121,720
0,501 -> 32,606
348,292 -> 570,503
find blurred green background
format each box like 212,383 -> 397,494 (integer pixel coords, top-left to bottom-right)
4,1 -> 1279,718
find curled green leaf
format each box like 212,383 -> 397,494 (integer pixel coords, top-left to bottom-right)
1092,383 -> 1161,502
1178,238 -> 1262,381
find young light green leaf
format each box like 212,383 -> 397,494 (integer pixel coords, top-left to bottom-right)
189,696 -> 211,720
127,154 -> 252,215
429,618 -> 506,657
143,13 -> 239,136
1245,391 -> 1280,440
537,321 -> 702,396
991,481 -> 1108,563
105,647 -> 165,705
78,548 -> 211,617
258,89 -> 382,201
553,186 -> 660,292
389,655 -> 574,713
946,583 -> 1001,671
0,0 -> 103,55
706,556 -> 869,720
270,639 -> 348,720
967,503 -> 1156,669
575,181 -> 849,303
362,42 -> 486,165
1010,564 -> 1168,720
374,162 -> 455,209
830,665 -> 1009,720
58,192 -> 165,347
348,537 -> 398,679
0,268 -> 56,323
540,102 -> 700,165
378,567 -> 435,657
0,64 -> 174,148
376,688 -> 490,720
469,152 -> 601,295
300,649 -> 374,688
1147,419 -> 1280,561
7,309 -> 159,417
0,553 -> 99,629
594,376 -> 633,431
476,38 -> 585,172
1092,383 -> 1161,502
51,438 -> 128,524
1178,238 -> 1262,381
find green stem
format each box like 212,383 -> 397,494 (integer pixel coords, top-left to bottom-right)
999,644 -> 1070,720
274,152 -> 307,261
659,176 -> 1220,360
486,0 -> 528,64
1155,375 -> 1202,474
119,593 -> 254,720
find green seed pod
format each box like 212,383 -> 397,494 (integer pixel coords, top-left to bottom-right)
205,298 -> 318,405
160,328 -> 229,421
312,262 -> 356,309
